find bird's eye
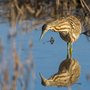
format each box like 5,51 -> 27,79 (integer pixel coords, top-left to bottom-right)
42,24 -> 47,30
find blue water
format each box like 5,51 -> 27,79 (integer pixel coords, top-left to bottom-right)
0,23 -> 90,90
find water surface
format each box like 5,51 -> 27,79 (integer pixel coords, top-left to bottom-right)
0,23 -> 90,90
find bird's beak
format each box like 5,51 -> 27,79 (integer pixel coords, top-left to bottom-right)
39,72 -> 47,86
40,30 -> 47,40
40,24 -> 47,40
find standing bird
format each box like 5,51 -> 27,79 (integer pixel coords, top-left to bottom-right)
40,15 -> 81,59
39,58 -> 80,87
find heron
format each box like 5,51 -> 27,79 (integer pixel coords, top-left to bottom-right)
40,15 -> 81,59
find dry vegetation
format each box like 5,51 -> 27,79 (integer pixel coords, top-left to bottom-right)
0,0 -> 90,34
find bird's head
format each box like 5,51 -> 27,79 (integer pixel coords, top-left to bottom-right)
40,23 -> 55,40
40,24 -> 48,40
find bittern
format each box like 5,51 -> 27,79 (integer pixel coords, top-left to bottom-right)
40,58 -> 80,87
40,15 -> 81,59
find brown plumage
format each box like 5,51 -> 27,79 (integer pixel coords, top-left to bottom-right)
40,58 -> 80,87
40,15 -> 82,58
41,15 -> 81,43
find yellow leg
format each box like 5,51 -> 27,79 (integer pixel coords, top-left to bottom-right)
67,42 -> 73,59
69,43 -> 72,59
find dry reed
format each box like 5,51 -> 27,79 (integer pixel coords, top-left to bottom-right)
0,0 -> 90,30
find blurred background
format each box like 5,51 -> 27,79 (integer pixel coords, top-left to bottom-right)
0,0 -> 90,90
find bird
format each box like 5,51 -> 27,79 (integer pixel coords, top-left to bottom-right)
39,58 -> 80,87
40,15 -> 82,59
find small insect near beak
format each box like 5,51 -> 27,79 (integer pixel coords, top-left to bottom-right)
40,24 -> 47,40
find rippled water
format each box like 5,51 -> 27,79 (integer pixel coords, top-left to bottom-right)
0,23 -> 90,90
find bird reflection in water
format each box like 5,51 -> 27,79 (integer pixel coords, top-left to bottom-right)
40,58 -> 80,87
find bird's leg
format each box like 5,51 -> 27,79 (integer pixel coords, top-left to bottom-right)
69,43 -> 72,59
67,42 -> 69,59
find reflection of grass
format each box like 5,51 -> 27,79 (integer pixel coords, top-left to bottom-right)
0,38 -> 35,90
